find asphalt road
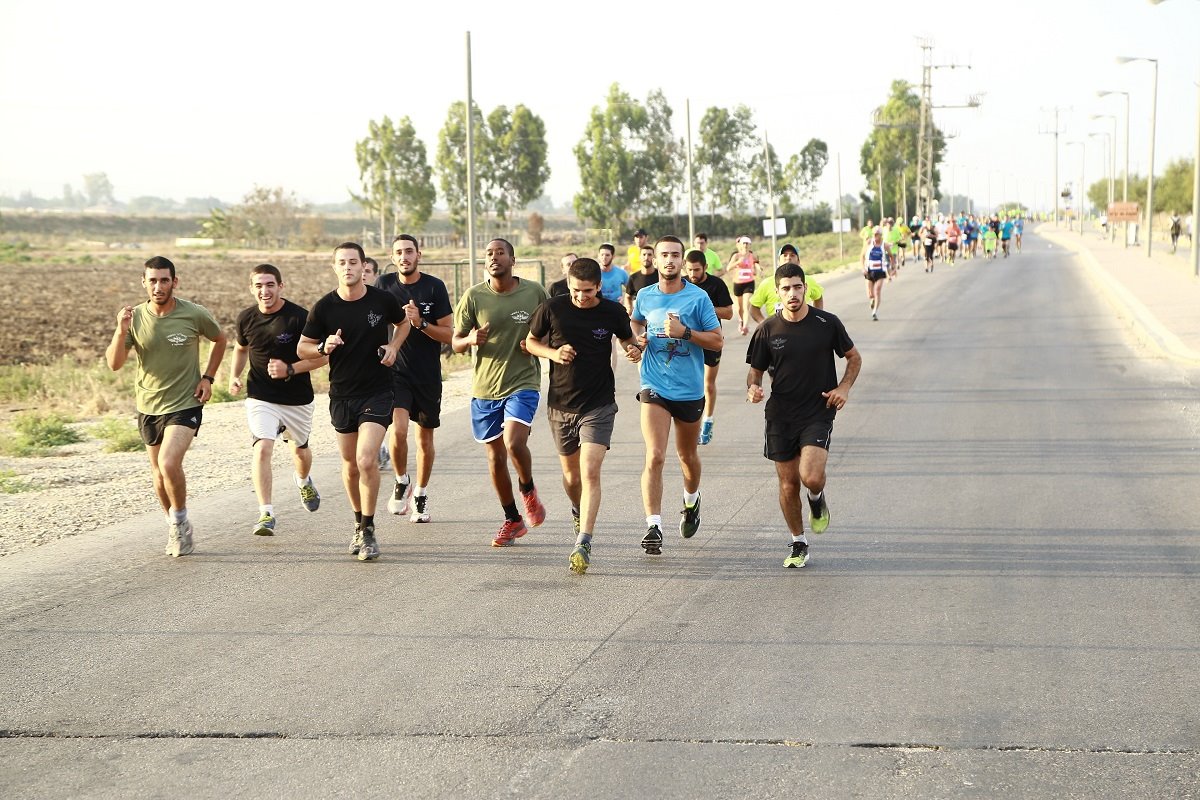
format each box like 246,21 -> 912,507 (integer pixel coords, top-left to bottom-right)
3,231 -> 1199,798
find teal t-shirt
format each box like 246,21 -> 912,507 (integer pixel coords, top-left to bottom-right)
632,282 -> 721,401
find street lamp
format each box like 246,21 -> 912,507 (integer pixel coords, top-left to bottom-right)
1117,56 -> 1159,256
1097,91 -> 1130,202
1066,141 -> 1086,235
1090,113 -> 1118,206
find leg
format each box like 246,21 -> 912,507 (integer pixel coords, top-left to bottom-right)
503,420 -> 534,486
414,424 -> 435,487
153,424 -> 197,512
639,402 -> 672,516
578,442 -> 606,534
388,408 -> 411,475
290,441 -> 313,482
798,445 -> 829,497
559,451 -> 582,512
703,363 -> 719,419
146,444 -> 170,514
354,422 -> 387,516
336,431 -> 362,512
774,457 -> 805,535
484,438 -> 514,506
251,437 -> 275,506
673,417 -> 703,494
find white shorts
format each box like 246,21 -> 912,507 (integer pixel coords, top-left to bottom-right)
245,398 -> 315,447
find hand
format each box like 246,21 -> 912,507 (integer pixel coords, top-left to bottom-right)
664,312 -> 685,339
379,344 -> 398,367
822,388 -> 848,410
555,343 -> 576,364
266,358 -> 288,380
747,385 -> 764,404
471,323 -> 491,347
194,378 -> 214,403
624,343 -> 642,363
115,305 -> 133,333
325,328 -> 344,356
635,331 -> 648,351
404,299 -> 421,327
229,375 -> 244,395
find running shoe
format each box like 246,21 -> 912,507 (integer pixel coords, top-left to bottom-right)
641,525 -> 663,555
298,479 -> 321,512
521,488 -> 546,528
358,525 -> 380,561
252,512 -> 276,537
387,478 -> 412,516
410,494 -> 430,523
809,494 -> 831,534
571,508 -> 581,536
569,542 -> 591,575
679,494 -> 701,539
378,443 -> 390,471
784,541 -> 809,569
698,418 -> 714,445
167,520 -> 194,557
871,310 -> 878,321
492,518 -> 528,547
349,524 -> 363,556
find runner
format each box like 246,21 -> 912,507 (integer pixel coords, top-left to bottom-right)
376,234 -> 454,524
547,252 -> 578,298
105,256 -> 228,557
1014,215 -> 1025,253
727,235 -> 759,335
597,243 -> 629,368
921,217 -> 937,272
888,217 -> 907,274
982,223 -> 999,259
452,238 -> 550,547
630,236 -> 723,556
624,244 -> 658,314
945,217 -> 961,265
746,262 -> 862,569
684,249 -> 734,446
1000,215 -> 1015,258
862,227 -> 888,320
362,257 -> 381,284
525,257 -> 642,574
229,264 -> 326,537
935,214 -> 949,262
750,244 -> 825,324
693,232 -> 724,276
625,228 -> 649,272
298,242 -> 407,562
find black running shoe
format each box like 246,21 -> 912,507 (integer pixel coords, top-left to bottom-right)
348,523 -> 363,556
641,525 -> 663,555
358,525 -> 380,561
679,494 -> 701,538
784,541 -> 809,568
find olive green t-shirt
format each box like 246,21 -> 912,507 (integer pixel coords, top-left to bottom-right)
124,298 -> 222,415
454,277 -> 548,399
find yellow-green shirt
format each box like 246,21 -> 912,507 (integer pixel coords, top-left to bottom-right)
750,275 -> 824,313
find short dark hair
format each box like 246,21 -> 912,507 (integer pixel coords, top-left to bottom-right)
640,244 -> 654,253
333,242 -> 366,261
144,256 -> 175,278
363,257 -> 379,270
598,243 -> 616,255
488,238 -> 515,257
684,249 -> 707,265
568,257 -> 601,286
695,232 -> 709,241
655,235 -> 684,250
250,263 -> 282,283
775,263 -> 806,287
392,233 -> 419,249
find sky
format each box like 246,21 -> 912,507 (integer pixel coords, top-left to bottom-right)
1,0 -> 1197,218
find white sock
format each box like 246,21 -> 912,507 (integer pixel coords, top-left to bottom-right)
703,416 -> 713,424
260,504 -> 273,517
807,489 -> 823,502
792,534 -> 809,544
414,485 -> 427,497
396,473 -> 410,486
294,473 -> 311,488
171,508 -> 187,524
646,514 -> 662,529
684,490 -> 700,507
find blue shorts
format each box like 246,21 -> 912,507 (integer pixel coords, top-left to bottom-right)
470,389 -> 540,443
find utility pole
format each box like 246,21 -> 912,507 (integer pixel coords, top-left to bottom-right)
1038,107 -> 1069,226
464,31 -> 477,284
915,39 -> 976,219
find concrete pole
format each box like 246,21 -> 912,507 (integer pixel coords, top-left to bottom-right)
1192,75 -> 1200,277
836,152 -> 844,261
465,31 -> 477,284
686,98 -> 695,244
1146,60 -> 1159,257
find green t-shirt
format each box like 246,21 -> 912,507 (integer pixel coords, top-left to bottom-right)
454,277 -> 549,399
701,248 -> 722,275
124,298 -> 222,415
749,275 -> 823,313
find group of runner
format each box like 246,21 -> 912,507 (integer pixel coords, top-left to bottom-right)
858,211 -> 1026,320
107,231 -> 860,574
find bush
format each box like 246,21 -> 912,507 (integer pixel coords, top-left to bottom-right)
0,411 -> 82,456
0,468 -> 30,493
90,417 -> 143,453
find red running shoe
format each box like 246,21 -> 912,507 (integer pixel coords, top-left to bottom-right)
492,518 -> 528,547
520,489 -> 546,528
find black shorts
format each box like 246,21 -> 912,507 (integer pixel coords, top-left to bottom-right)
865,269 -> 886,283
764,415 -> 834,462
138,407 -> 203,447
733,281 -> 755,296
392,372 -> 443,428
330,390 -> 393,434
703,348 -> 722,368
923,244 -> 935,259
948,242 -> 958,251
636,388 -> 704,424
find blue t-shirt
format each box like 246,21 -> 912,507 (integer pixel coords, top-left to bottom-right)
1014,218 -> 1024,233
1001,220 -> 1015,238
632,281 -> 721,401
600,267 -> 629,303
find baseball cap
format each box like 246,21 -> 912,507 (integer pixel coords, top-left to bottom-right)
634,228 -> 648,236
778,243 -> 799,256
737,235 -> 752,244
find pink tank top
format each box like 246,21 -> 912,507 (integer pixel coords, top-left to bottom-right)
734,254 -> 756,283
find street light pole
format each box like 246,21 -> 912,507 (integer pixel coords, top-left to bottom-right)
1066,141 -> 1085,235
1117,56 -> 1159,256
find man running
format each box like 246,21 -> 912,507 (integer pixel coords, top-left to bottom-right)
1000,215 -> 1015,258
452,238 -> 549,547
376,234 -> 454,524
624,243 -> 658,314
684,249 -> 733,445
630,236 -> 723,555
105,256 -> 227,557
548,252 -> 578,298
298,242 -> 407,562
229,264 -> 326,537
862,227 -> 888,320
747,262 -> 861,569
526,257 -> 642,574
625,228 -> 649,272
693,232 -> 724,276
751,244 -> 825,322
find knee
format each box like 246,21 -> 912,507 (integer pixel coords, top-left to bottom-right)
645,449 -> 666,471
799,470 -> 826,492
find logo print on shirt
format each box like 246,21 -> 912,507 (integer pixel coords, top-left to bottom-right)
770,337 -> 786,351
166,333 -> 189,346
420,302 -> 433,315
511,310 -> 531,324
276,332 -> 295,344
367,311 -> 383,327
591,328 -> 610,340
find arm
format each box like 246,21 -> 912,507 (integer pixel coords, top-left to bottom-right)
714,303 -> 734,321
229,342 -> 250,394
105,305 -> 134,371
194,330 -> 228,403
296,335 -> 323,361
664,313 -> 722,351
821,346 -> 862,410
379,319 -> 411,367
416,313 -> 454,345
746,366 -> 766,403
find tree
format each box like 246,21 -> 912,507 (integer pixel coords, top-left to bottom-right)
1154,158 -> 1195,214
749,141 -> 788,213
485,104 -> 551,222
632,89 -> 683,218
435,101 -> 489,238
526,211 -> 545,246
695,105 -> 757,218
82,172 -> 115,206
785,139 -> 829,203
860,81 -> 944,221
352,116 -> 435,247
236,186 -> 305,248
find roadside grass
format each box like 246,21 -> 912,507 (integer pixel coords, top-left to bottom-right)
0,411 -> 82,456
0,468 -> 31,493
90,417 -> 143,453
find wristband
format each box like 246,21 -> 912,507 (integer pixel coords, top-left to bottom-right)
201,374 -> 214,384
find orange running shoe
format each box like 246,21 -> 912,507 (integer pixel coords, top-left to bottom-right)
492,518 -> 528,547
520,489 -> 546,528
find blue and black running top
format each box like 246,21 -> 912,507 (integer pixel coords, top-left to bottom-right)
866,245 -> 886,271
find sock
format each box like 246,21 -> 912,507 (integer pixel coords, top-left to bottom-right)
684,490 -> 699,508
571,506 -> 580,519
354,510 -> 363,524
414,485 -> 427,497
260,504 -> 273,517
294,473 -> 310,488
396,473 -> 410,486
703,416 -> 713,424
361,514 -> 374,530
518,480 -> 535,495
171,508 -> 187,524
503,502 -> 521,523
646,514 -> 662,529
807,489 -> 823,502
792,534 -> 809,544
576,533 -> 592,546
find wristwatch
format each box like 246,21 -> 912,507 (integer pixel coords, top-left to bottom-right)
682,326 -> 693,341
201,374 -> 214,384
286,363 -> 295,381
316,340 -> 326,355
416,319 -> 428,330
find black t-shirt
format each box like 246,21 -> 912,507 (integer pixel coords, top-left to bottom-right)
746,308 -> 854,422
302,286 -> 404,399
235,299 -> 314,406
547,278 -> 569,298
689,274 -> 733,355
625,269 -> 659,300
527,295 -> 633,413
375,271 -> 453,384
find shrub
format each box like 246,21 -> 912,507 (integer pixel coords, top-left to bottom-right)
90,417 -> 143,453
0,468 -> 30,493
0,411 -> 82,456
